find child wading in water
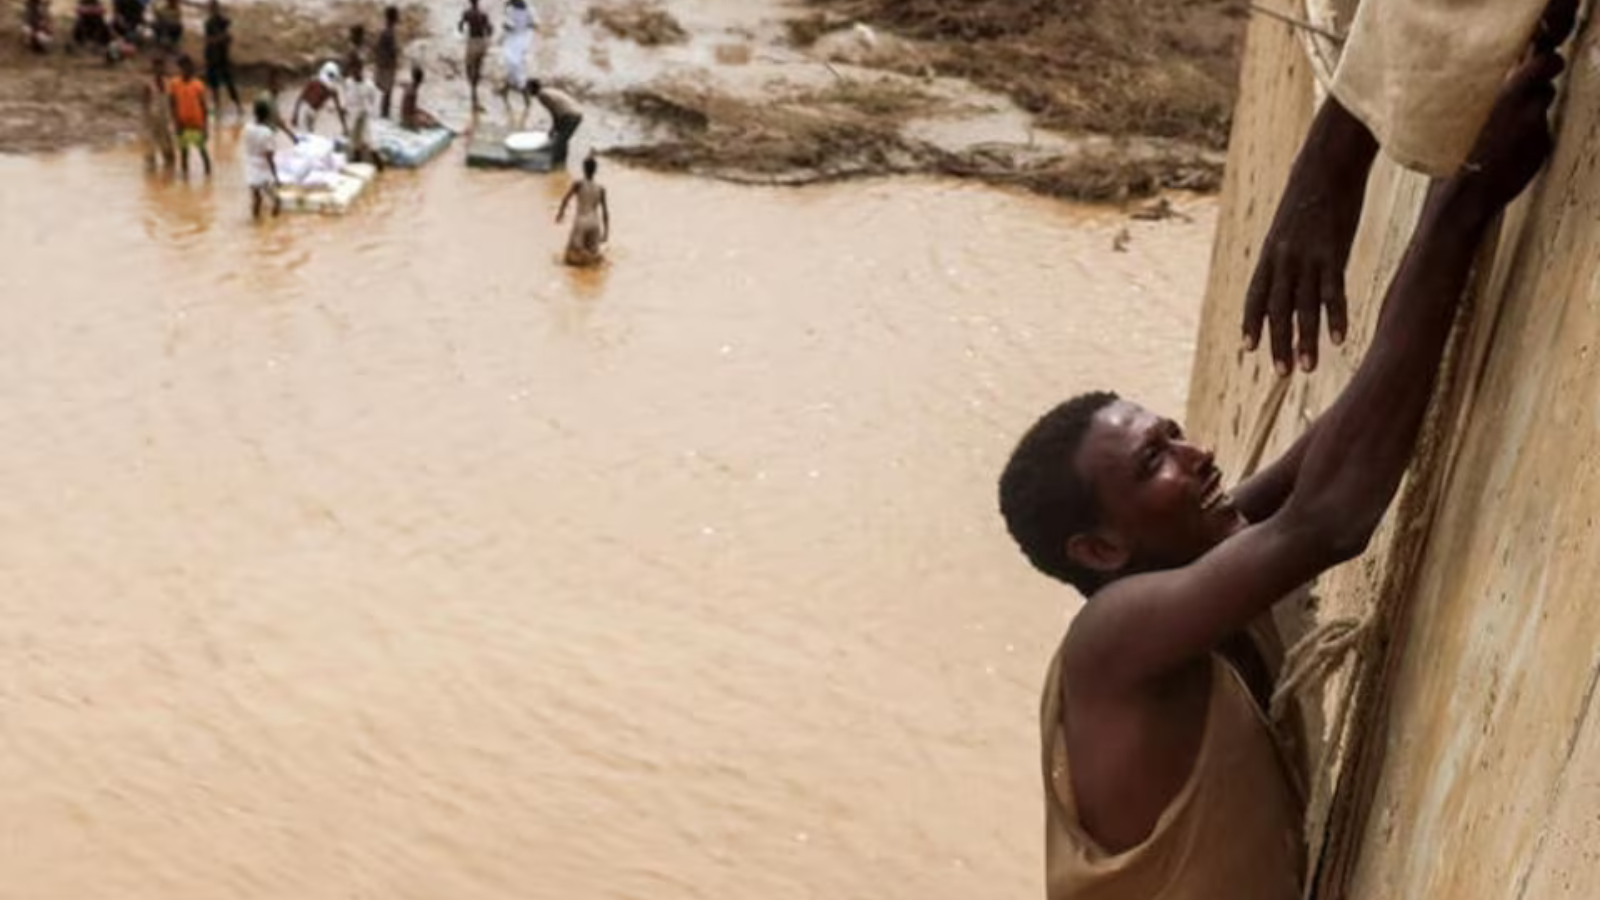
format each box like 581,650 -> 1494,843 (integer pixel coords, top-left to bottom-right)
168,54 -> 212,177
243,97 -> 282,218
556,152 -> 610,267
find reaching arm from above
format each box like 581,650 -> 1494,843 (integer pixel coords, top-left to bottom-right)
1243,0 -> 1578,375
1243,95 -> 1378,374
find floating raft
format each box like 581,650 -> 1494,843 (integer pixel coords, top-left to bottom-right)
276,162 -> 379,215
370,120 -> 454,169
466,128 -> 555,172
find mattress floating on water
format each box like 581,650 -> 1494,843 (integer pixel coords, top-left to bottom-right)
466,128 -> 555,172
370,119 -> 454,169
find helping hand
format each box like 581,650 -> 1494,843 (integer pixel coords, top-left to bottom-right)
1242,103 -> 1375,373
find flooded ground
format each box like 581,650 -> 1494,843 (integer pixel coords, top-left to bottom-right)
0,145 -> 1212,899
1,0 -> 1228,200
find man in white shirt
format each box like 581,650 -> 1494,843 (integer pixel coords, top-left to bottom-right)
243,97 -> 282,219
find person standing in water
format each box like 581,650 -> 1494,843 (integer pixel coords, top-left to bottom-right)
459,0 -> 493,113
373,5 -> 401,119
525,77 -> 582,166
258,65 -> 299,142
243,97 -> 282,219
203,0 -> 242,117
168,53 -> 211,177
292,62 -> 348,135
342,57 -> 384,169
142,54 -> 176,171
556,153 -> 610,267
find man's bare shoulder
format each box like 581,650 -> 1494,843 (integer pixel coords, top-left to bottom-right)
1059,568 -> 1186,692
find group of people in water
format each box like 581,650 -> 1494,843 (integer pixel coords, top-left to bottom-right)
24,0 -> 608,264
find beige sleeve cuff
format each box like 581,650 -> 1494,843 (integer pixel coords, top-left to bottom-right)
1329,0 -> 1548,176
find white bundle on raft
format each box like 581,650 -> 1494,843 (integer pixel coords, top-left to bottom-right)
272,134 -> 350,189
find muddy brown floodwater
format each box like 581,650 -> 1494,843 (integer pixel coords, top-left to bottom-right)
0,146 -> 1212,900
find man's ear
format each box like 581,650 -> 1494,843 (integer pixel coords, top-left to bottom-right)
1066,530 -> 1130,574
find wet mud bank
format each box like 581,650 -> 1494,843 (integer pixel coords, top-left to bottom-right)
4,0 -> 1242,203
597,0 -> 1239,201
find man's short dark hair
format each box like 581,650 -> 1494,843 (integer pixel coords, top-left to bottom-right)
998,391 -> 1119,596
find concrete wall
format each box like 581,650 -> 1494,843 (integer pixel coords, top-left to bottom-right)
1187,2 -> 1600,896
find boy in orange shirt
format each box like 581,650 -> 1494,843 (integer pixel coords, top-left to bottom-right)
168,54 -> 211,178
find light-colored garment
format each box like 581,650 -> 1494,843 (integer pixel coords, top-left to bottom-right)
242,121 -> 275,187
342,77 -> 379,153
1330,0 -> 1549,175
342,75 -> 379,122
501,4 -> 534,86
317,60 -> 342,90
1041,650 -> 1305,900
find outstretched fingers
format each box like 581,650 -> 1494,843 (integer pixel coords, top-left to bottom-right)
1267,256 -> 1296,376
1295,265 -> 1322,372
1322,261 -> 1347,347
1243,252 -> 1272,352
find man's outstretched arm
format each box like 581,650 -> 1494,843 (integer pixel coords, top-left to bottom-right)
1073,49 -> 1564,688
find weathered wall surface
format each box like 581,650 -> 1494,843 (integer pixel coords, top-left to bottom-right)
1188,2 -> 1600,897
